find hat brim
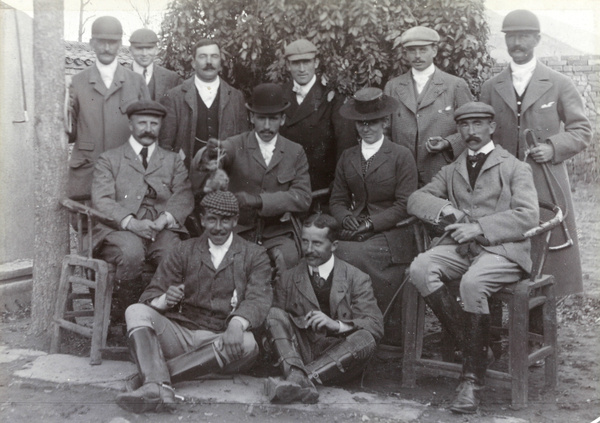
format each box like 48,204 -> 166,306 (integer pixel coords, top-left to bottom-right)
92,34 -> 122,40
501,28 -> 540,33
402,40 -> 436,48
286,52 -> 317,61
128,110 -> 167,118
339,96 -> 399,121
245,102 -> 290,114
130,42 -> 157,48
455,112 -> 494,122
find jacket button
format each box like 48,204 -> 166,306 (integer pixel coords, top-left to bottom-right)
137,195 -> 141,200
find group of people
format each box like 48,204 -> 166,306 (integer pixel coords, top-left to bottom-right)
65,8 -> 591,416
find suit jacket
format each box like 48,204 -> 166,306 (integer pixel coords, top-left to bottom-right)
125,62 -> 183,100
273,257 -> 384,342
280,81 -> 356,190
384,68 -> 472,184
480,61 -> 592,294
159,77 -> 250,168
91,142 -> 194,247
329,139 -> 418,263
140,234 -> 273,331
407,145 -> 539,272
68,64 -> 150,198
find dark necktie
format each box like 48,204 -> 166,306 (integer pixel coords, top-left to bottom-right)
312,269 -> 325,289
467,152 -> 486,166
140,147 -> 148,169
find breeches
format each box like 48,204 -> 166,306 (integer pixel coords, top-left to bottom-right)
409,245 -> 523,314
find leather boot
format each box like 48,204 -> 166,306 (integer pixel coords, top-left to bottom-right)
116,327 -> 175,414
423,285 -> 465,346
167,343 -> 223,384
450,313 -> 490,414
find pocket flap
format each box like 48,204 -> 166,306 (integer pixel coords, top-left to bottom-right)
277,173 -> 294,184
78,141 -> 95,151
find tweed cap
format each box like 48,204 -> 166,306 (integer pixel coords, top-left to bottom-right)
200,191 -> 239,217
91,16 -> 123,40
400,26 -> 440,47
340,87 -> 399,120
284,39 -> 317,61
130,28 -> 159,47
454,102 -> 495,122
502,10 -> 540,33
126,100 -> 167,118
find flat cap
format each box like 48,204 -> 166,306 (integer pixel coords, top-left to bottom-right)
284,39 -> 317,61
400,26 -> 440,48
91,16 -> 123,40
130,28 -> 159,47
502,10 -> 540,33
454,102 -> 495,122
201,191 -> 239,217
126,100 -> 167,118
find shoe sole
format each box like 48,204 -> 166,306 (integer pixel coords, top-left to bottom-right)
265,377 -> 305,404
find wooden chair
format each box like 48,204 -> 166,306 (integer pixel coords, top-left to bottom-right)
401,202 -> 562,409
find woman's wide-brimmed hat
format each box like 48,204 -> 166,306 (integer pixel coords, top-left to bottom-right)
245,83 -> 290,114
340,87 -> 399,120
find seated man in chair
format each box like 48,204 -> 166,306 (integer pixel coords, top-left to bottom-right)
116,190 -> 272,413
264,213 -> 383,404
407,102 -> 539,414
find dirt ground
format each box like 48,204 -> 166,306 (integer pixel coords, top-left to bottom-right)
0,182 -> 599,423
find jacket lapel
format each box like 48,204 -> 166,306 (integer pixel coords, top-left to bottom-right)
144,144 -> 165,176
247,132 -> 268,169
479,146 -> 503,175
393,72 -> 417,114
266,136 -> 286,171
89,65 -> 108,97
294,262 -> 319,308
105,64 -> 125,99
349,145 -> 363,178
417,70 -> 446,110
286,83 -> 325,126
521,62 -> 552,114
183,78 -> 196,111
454,151 -> 470,187
492,67 -> 518,115
365,139 -> 392,177
218,78 -> 231,123
329,258 -> 349,315
124,142 -> 146,174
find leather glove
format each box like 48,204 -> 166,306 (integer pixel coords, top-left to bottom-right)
235,191 -> 262,209
206,137 -> 220,160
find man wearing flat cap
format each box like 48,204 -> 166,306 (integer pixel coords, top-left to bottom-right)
384,26 -> 472,185
279,39 -> 355,191
116,190 -> 272,413
408,102 -> 538,414
68,16 -> 150,199
480,9 -> 592,297
160,39 -> 249,170
91,99 -> 194,320
128,28 -> 182,100
193,83 -> 312,270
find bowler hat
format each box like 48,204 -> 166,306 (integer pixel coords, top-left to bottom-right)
284,39 -> 317,61
502,10 -> 540,33
339,87 -> 399,121
91,16 -> 123,40
400,26 -> 440,48
126,100 -> 167,118
245,83 -> 290,114
454,102 -> 495,122
130,28 -> 159,47
201,191 -> 239,217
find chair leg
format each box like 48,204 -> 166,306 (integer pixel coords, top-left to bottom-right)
509,285 -> 530,409
543,282 -> 558,389
50,257 -> 74,354
402,283 -> 421,388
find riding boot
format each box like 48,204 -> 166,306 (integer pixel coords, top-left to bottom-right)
422,285 -> 465,346
166,343 -> 222,384
450,312 -> 490,414
116,327 -> 175,414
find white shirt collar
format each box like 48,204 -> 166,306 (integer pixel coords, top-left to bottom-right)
469,141 -> 495,156
208,232 -> 234,268
309,254 -> 335,280
509,56 -> 537,74
132,61 -> 154,83
96,58 -> 119,89
510,57 -> 536,96
361,135 -> 385,160
194,75 -> 221,107
128,136 -> 156,158
411,63 -> 436,78
254,132 -> 278,165
293,75 -> 317,98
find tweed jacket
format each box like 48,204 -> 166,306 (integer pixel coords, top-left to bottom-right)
68,64 -> 150,198
125,62 -> 183,100
480,61 -> 592,294
280,81 -> 356,190
273,257 -> 384,342
329,139 -> 418,263
159,77 -> 250,168
407,145 -> 539,272
384,68 -> 472,184
91,142 -> 194,247
140,234 -> 273,331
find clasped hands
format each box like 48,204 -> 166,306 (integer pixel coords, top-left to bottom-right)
440,206 -> 483,244
126,213 -> 170,241
341,215 -> 371,239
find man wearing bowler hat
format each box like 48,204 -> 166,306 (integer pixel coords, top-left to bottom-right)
279,39 -> 355,191
193,83 -> 312,269
67,16 -> 150,199
128,28 -> 182,100
384,26 -> 472,185
408,102 -> 538,413
91,99 -> 194,320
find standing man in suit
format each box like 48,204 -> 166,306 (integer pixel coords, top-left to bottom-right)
384,26 -> 472,185
128,28 -> 182,101
91,100 -> 194,319
264,213 -> 383,404
116,191 -> 272,413
480,9 -> 592,297
68,16 -> 150,199
408,102 -> 539,414
160,39 -> 249,169
279,39 -> 355,191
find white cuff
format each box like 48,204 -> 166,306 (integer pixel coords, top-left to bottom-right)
230,316 -> 250,331
163,211 -> 178,229
150,293 -> 168,311
121,214 -> 134,230
337,320 -> 353,334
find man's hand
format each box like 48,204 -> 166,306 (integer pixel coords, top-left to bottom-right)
426,137 -> 450,153
354,221 -> 370,235
235,191 -> 262,209
306,310 -> 340,333
126,218 -> 157,241
220,319 -> 245,361
446,222 -> 483,244
342,215 -> 360,231
165,284 -> 185,308
529,143 -> 554,163
440,205 -> 466,222
152,214 -> 169,232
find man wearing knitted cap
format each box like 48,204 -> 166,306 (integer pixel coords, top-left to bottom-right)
128,28 -> 182,100
384,26 -> 472,185
279,39 -> 355,191
67,16 -> 150,199
116,190 -> 272,413
480,9 -> 592,297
